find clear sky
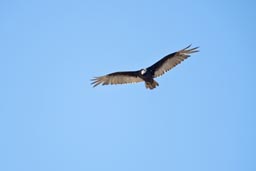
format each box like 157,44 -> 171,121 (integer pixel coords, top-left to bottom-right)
1,0 -> 256,171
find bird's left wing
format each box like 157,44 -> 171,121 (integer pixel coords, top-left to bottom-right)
147,45 -> 199,78
91,71 -> 144,87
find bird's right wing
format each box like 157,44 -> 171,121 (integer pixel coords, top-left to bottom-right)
91,71 -> 144,87
148,45 -> 199,78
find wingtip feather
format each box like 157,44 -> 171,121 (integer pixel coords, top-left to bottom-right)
180,45 -> 199,54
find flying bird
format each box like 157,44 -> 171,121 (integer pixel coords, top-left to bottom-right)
91,45 -> 199,90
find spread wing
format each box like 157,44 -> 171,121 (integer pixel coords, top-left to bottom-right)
91,71 -> 144,87
147,45 -> 199,78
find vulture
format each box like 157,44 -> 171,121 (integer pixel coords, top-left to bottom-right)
91,45 -> 199,90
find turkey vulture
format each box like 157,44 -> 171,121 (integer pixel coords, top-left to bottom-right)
91,45 -> 199,90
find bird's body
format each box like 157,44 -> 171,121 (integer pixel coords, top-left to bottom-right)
91,45 -> 199,90
138,68 -> 159,89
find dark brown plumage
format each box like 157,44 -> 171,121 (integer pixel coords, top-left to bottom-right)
91,45 -> 199,89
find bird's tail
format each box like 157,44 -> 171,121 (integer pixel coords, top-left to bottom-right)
145,80 -> 159,90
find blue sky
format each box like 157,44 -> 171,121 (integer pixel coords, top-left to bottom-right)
1,0 -> 256,171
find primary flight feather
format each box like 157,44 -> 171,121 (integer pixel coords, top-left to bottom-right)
91,45 -> 199,90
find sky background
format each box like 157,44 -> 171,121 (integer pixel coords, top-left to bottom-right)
1,0 -> 256,171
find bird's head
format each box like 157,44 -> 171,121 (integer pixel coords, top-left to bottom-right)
140,68 -> 147,75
